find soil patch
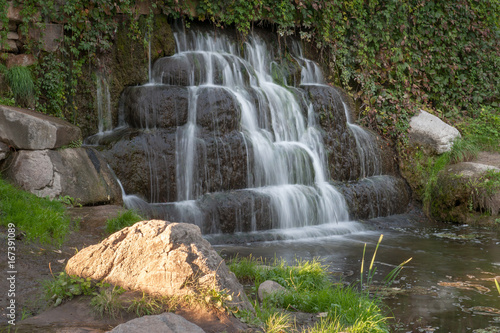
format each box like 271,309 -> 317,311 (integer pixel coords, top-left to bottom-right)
0,205 -> 260,332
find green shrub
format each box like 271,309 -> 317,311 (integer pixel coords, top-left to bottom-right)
0,177 -> 71,245
105,209 -> 143,234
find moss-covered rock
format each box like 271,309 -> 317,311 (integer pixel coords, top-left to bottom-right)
431,162 -> 500,225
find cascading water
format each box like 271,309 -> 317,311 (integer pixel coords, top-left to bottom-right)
98,25 -> 410,237
96,73 -> 113,134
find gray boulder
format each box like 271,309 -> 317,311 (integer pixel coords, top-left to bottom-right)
409,110 -> 461,154
258,280 -> 286,302
0,105 -> 81,150
0,141 -> 9,162
3,147 -> 122,205
65,220 -> 254,312
108,313 -> 205,333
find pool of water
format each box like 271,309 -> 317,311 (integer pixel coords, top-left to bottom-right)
212,213 -> 500,332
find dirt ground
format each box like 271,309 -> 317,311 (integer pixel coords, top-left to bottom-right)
0,205 -> 259,333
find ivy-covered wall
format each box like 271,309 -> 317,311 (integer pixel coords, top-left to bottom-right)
1,0 -> 498,142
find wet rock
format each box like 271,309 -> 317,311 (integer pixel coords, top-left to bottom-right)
302,84 -> 360,181
123,85 -> 189,129
409,110 -> 461,154
196,86 -> 240,134
101,129 -> 249,203
431,162 -> 500,224
65,220 -> 254,312
124,86 -> 240,133
108,312 -> 206,333
152,52 -> 251,86
258,280 -> 286,301
0,105 -> 81,150
3,148 -> 122,205
337,175 -> 411,220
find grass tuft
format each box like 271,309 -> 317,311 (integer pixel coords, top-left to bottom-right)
105,209 -> 143,234
229,256 -> 391,333
5,66 -> 35,107
0,177 -> 72,245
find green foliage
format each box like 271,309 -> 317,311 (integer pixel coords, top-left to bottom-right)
127,292 -> 179,316
229,256 -> 330,291
42,272 -> 94,306
229,256 -> 390,332
0,177 -> 71,245
105,209 -> 143,234
264,311 -> 293,333
458,106 -> 500,153
360,234 -> 412,291
90,285 -> 126,319
5,66 -> 35,107
197,0 -> 499,141
55,195 -> 82,207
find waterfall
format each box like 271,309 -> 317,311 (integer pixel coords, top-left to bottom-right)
96,73 -> 112,134
98,25 -> 410,235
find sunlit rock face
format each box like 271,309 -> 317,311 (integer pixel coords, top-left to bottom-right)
65,220 -> 254,312
94,24 -> 409,233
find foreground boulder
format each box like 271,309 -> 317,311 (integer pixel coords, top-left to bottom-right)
109,313 -> 205,333
3,147 -> 122,205
409,110 -> 461,154
0,105 -> 81,150
431,161 -> 500,224
65,220 -> 254,312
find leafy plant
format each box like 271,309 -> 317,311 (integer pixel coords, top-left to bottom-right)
105,209 -> 143,234
42,271 -> 94,306
56,195 -> 82,207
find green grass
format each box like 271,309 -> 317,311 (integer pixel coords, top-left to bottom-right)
5,66 -> 35,107
458,106 -> 500,153
105,209 -> 143,234
229,256 -> 390,333
0,177 -> 72,245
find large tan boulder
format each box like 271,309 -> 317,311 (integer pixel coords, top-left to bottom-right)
3,147 -> 122,205
65,220 -> 254,312
0,105 -> 81,150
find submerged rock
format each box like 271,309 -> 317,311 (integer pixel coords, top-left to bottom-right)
108,313 -> 206,333
408,110 -> 461,154
65,220 -> 254,312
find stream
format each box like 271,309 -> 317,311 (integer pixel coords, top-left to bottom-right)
213,213 -> 500,332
